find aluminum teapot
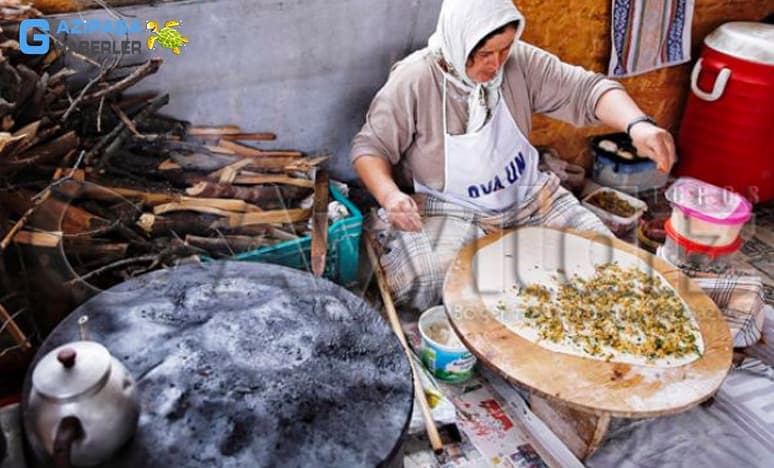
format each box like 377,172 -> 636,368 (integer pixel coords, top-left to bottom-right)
24,340 -> 139,467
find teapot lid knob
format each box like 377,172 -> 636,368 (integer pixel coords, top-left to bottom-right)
57,348 -> 77,368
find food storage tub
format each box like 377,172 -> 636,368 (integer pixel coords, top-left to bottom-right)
418,306 -> 476,383
591,133 -> 669,194
581,187 -> 648,237
663,219 -> 742,273
665,177 -> 752,246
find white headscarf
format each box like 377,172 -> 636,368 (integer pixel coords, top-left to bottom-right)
428,0 -> 525,133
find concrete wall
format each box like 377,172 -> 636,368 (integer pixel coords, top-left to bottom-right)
50,0 -> 773,180
55,0 -> 443,181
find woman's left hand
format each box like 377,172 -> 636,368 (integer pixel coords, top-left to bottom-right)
628,123 -> 677,173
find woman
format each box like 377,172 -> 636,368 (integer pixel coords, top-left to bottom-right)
351,0 -> 676,311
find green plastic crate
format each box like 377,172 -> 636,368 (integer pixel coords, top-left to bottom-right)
228,185 -> 362,286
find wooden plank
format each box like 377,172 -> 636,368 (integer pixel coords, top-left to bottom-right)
364,235 -> 444,453
217,140 -> 300,158
529,394 -> 610,461
220,132 -> 277,141
310,169 -> 329,277
444,226 -> 733,418
230,174 -> 314,188
188,125 -> 241,136
11,230 -> 62,248
226,208 -> 311,227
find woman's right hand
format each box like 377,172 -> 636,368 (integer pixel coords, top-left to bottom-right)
383,190 -> 423,232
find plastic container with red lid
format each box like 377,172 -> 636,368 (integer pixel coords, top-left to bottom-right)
663,219 -> 742,273
665,177 -> 752,246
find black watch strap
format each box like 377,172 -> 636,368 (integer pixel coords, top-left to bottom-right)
626,115 -> 657,136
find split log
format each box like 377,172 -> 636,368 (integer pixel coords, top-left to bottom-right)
219,132 -> 276,141
184,235 -> 269,256
229,173 -> 314,188
136,212 -> 223,237
10,230 -> 61,248
185,181 -> 312,203
81,58 -> 162,104
0,130 -> 78,172
56,180 -> 179,206
221,208 -> 312,228
0,189 -> 109,234
217,140 -> 300,158
188,125 -> 241,136
65,241 -> 129,263
153,198 -> 262,216
170,151 -> 239,172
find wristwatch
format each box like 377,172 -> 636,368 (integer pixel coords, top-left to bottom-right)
626,115 -> 657,136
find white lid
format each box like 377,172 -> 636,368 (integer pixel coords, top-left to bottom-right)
705,22 -> 774,65
32,341 -> 111,400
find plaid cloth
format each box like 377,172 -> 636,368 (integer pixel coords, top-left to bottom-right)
692,276 -> 765,348
370,173 -> 612,311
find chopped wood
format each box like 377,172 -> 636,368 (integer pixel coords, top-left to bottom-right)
154,198 -> 262,216
0,130 -> 78,172
188,125 -> 241,136
205,145 -> 236,155
65,240 -> 129,261
170,151 -> 239,172
0,189 -> 109,235
223,208 -> 312,228
185,181 -> 312,203
230,173 -> 315,188
284,155 -> 329,174
159,159 -> 182,171
220,132 -> 277,141
10,230 -> 61,248
217,140 -> 301,158
58,180 -> 179,206
184,234 -> 269,256
81,58 -> 162,104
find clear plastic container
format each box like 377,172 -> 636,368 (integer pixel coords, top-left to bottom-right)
665,177 -> 752,247
662,219 -> 742,273
581,187 -> 648,237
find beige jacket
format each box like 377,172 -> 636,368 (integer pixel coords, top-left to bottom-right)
350,42 -> 624,191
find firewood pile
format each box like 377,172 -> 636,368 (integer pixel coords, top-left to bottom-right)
0,2 -> 328,363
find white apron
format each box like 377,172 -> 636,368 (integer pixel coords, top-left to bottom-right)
415,77 -> 547,212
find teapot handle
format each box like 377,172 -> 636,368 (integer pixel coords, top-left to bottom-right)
54,416 -> 82,468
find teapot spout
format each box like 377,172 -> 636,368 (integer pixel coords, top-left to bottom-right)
53,416 -> 82,468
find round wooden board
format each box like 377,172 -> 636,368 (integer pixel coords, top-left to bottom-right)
443,226 -> 732,418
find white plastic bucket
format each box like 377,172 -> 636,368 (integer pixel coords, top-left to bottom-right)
418,306 -> 476,383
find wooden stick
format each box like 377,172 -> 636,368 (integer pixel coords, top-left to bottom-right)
82,58 -> 163,104
229,174 -> 315,188
224,208 -> 312,227
153,198 -> 263,215
186,181 -> 311,203
220,132 -> 277,141
0,303 -> 32,350
217,140 -> 301,158
310,169 -> 329,277
188,125 -> 241,136
364,238 -> 443,453
9,230 -> 61,248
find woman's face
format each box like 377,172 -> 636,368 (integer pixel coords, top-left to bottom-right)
465,26 -> 517,83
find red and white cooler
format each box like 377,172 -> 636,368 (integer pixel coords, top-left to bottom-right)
677,22 -> 774,203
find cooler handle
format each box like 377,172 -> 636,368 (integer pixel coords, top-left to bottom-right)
691,58 -> 730,102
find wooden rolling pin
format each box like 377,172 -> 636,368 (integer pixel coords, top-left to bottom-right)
365,238 -> 444,453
